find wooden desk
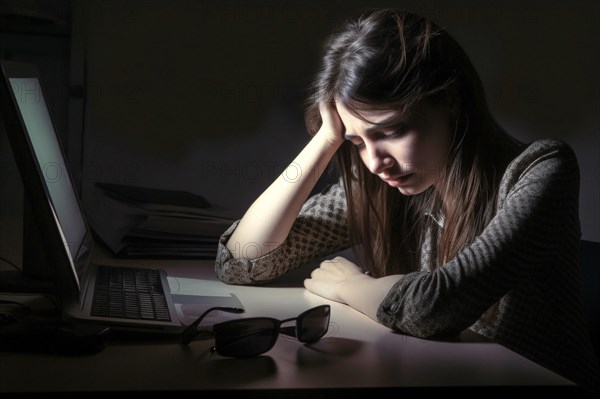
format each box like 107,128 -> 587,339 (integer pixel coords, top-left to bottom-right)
0,257 -> 578,397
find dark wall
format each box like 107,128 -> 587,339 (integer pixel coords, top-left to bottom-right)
73,0 -> 345,220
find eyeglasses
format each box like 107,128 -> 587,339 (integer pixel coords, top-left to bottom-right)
180,305 -> 331,357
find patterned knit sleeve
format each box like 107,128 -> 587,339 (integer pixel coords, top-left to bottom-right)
376,139 -> 581,337
214,180 -> 351,284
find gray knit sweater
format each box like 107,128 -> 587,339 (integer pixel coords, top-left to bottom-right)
215,138 -> 599,391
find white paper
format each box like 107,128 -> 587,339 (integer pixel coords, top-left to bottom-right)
167,276 -> 245,325
168,276 -> 233,297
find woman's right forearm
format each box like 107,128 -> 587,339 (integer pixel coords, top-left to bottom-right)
226,129 -> 343,260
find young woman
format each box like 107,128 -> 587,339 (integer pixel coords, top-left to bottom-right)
214,9 -> 599,392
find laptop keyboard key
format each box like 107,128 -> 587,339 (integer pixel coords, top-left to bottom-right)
91,266 -> 171,322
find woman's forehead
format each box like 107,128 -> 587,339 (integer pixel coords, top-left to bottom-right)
338,100 -> 423,126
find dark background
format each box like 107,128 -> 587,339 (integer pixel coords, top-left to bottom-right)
1,0 -> 598,259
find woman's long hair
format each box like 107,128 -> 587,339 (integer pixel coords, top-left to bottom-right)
305,9 -> 523,276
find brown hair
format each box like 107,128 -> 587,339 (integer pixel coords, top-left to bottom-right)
305,9 -> 523,277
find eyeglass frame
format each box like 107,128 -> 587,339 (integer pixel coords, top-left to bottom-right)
180,304 -> 331,357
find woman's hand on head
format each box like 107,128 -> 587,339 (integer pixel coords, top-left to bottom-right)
317,101 -> 345,146
303,256 -> 370,303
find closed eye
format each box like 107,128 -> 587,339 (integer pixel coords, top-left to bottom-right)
344,134 -> 366,149
346,124 -> 407,150
351,140 -> 365,150
382,125 -> 408,139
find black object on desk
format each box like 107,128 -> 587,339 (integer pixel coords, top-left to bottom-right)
0,317 -> 111,356
96,182 -> 212,209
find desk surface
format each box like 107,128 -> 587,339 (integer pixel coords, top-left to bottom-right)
0,256 -> 576,396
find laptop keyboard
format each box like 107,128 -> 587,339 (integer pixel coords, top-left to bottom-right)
91,266 -> 171,321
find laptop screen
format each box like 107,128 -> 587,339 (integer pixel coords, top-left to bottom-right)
2,67 -> 90,291
9,78 -> 87,261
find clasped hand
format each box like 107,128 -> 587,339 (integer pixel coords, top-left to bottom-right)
303,256 -> 371,304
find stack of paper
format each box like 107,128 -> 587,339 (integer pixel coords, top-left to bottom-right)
84,183 -> 236,259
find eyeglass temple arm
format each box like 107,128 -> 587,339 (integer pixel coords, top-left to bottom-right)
181,306 -> 245,345
279,305 -> 330,339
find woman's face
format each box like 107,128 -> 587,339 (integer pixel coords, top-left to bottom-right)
338,99 -> 454,196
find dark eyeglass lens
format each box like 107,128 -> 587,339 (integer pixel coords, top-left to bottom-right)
214,318 -> 278,357
297,306 -> 330,343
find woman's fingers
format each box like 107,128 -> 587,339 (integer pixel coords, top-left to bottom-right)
310,267 -> 338,281
320,256 -> 364,275
318,101 -> 345,144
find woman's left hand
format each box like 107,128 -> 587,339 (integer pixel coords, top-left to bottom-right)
304,256 -> 371,303
304,256 -> 404,321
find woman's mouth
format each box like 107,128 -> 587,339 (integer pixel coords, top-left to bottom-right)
382,173 -> 415,187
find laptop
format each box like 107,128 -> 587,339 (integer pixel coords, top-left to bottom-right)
0,60 -> 243,335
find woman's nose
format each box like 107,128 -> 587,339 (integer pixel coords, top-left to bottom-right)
365,144 -> 393,175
